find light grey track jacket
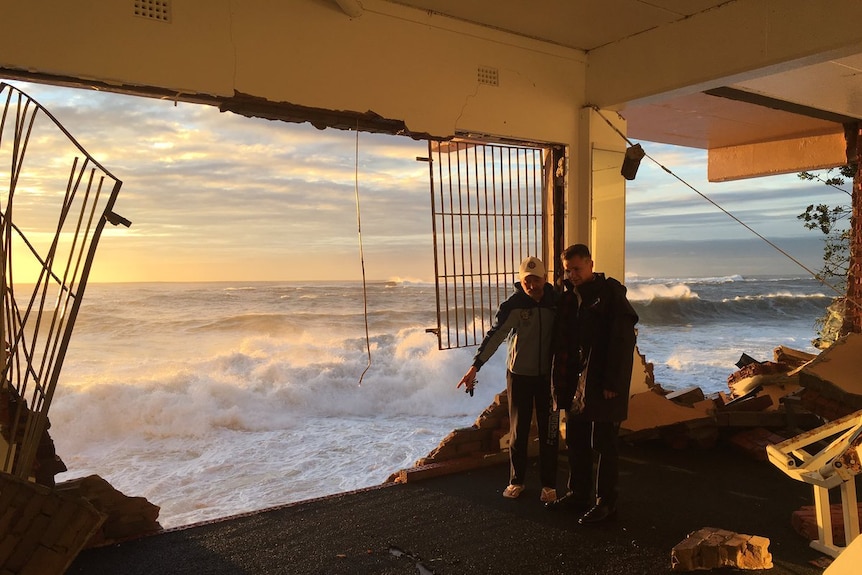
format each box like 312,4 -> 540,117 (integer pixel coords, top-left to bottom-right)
472,282 -> 556,377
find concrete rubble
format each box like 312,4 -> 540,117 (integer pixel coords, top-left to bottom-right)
0,471 -> 104,575
7,335 -> 862,573
391,335 -> 862,569
0,472 -> 162,575
392,343 -> 823,480
670,527 -> 772,571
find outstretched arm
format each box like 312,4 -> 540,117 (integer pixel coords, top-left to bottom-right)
457,365 -> 478,394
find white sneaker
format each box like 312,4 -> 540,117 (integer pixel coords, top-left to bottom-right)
502,484 -> 524,499
540,487 -> 557,503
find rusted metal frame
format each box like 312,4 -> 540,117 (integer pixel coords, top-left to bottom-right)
1,90 -> 45,474
20,172 -> 110,479
36,168 -> 103,409
455,143 -> 472,346
430,140 -> 547,350
471,144 -> 486,339
497,146 -> 509,308
530,148 -> 542,259
448,144 -> 462,347
0,82 -> 123,479
463,144 -> 479,345
516,147 -> 525,262
490,146 -> 502,316
427,142 -> 445,349
551,147 -> 566,288
519,148 -> 529,258
479,145 -> 491,336
23,157 -> 91,402
504,148 -> 521,269
14,157 -> 91,476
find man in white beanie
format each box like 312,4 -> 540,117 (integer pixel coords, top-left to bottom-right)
457,256 -> 559,503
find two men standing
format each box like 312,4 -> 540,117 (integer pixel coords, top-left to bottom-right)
458,246 -> 638,525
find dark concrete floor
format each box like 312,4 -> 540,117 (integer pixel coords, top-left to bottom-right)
68,439 -> 830,575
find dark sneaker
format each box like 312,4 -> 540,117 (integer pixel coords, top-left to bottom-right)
578,502 -> 617,524
544,492 -> 589,513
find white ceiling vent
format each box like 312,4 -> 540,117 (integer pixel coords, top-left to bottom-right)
133,0 -> 172,23
477,66 -> 499,87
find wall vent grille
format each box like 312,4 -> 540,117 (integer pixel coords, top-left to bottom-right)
477,66 -> 499,87
133,0 -> 172,23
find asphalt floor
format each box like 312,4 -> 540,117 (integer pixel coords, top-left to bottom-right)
68,439 -> 832,575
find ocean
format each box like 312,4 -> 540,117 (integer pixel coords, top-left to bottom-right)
49,276 -> 830,528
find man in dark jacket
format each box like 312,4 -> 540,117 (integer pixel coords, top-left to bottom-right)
546,244 -> 638,524
458,256 -> 558,503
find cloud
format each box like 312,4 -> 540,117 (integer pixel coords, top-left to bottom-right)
1,80 -> 849,282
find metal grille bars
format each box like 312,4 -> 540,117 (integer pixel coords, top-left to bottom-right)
0,83 -> 127,482
428,140 -> 547,350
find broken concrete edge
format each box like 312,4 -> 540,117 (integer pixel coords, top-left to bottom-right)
387,451 -> 510,484
389,344 -> 831,485
671,526 -> 773,571
54,474 -> 164,549
0,470 -> 107,575
799,333 -> 862,416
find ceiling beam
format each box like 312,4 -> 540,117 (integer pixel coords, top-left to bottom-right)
587,0 -> 862,108
708,133 -> 847,182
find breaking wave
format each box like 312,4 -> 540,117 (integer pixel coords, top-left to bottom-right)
627,280 -> 830,326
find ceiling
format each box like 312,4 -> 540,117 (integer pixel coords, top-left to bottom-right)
385,0 -> 862,150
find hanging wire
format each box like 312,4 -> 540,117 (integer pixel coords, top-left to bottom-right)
589,105 -> 858,307
354,123 -> 372,385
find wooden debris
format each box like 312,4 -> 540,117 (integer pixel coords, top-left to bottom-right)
621,389 -> 714,445
792,503 -> 862,547
671,527 -> 772,571
388,343 -> 821,485
799,333 -> 862,419
54,475 -> 161,547
0,471 -> 105,575
728,427 -> 788,461
666,386 -> 705,407
773,345 -> 816,370
727,360 -> 794,398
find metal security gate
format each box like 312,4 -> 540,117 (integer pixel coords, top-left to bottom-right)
0,83 -> 128,483
427,139 -> 551,350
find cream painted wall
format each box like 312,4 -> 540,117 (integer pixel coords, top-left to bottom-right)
0,0 -> 585,146
588,0 -> 862,107
0,0 -> 637,274
572,108 -> 628,282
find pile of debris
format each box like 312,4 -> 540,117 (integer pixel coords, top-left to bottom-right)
391,341 -> 827,483
391,335 -> 862,571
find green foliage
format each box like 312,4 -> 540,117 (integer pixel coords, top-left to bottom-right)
797,165 -> 855,347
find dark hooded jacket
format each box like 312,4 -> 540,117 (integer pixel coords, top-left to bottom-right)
472,282 -> 556,377
552,273 -> 638,422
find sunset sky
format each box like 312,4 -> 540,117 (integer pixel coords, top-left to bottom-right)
1,78 -> 847,283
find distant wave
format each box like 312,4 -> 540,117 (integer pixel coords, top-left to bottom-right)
627,274 -> 744,285
722,291 -> 829,302
626,283 -> 698,302
385,276 -> 434,286
626,274 -> 820,285
632,290 -> 830,325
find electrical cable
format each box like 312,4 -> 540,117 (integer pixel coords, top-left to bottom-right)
590,105 -> 857,308
353,124 -> 372,385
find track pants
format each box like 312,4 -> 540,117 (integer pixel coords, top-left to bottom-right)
506,371 -> 559,488
565,419 -> 621,506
